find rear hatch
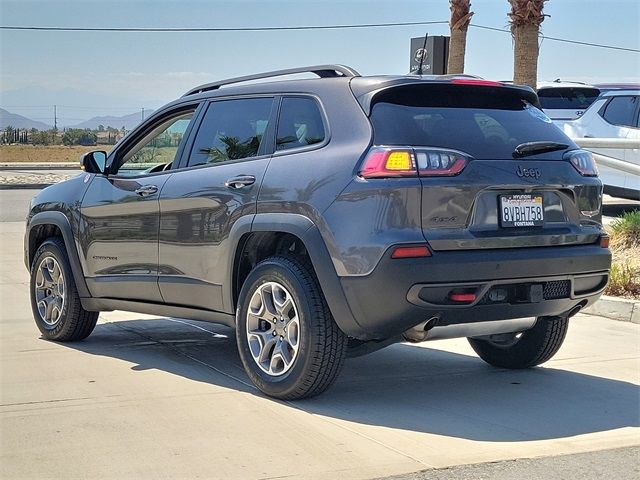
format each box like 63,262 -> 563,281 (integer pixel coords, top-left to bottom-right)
364,81 -> 604,251
537,86 -> 600,120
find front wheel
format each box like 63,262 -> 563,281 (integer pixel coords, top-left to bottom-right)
468,316 -> 569,369
30,238 -> 98,341
236,256 -> 348,400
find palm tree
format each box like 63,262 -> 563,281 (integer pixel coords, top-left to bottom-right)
447,0 -> 474,74
508,0 -> 547,89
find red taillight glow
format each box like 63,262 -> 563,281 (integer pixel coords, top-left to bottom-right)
449,292 -> 477,303
451,79 -> 503,87
600,235 -> 610,248
391,245 -> 431,259
359,147 -> 470,178
565,150 -> 598,177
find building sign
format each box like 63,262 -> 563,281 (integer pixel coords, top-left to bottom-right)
410,36 -> 450,75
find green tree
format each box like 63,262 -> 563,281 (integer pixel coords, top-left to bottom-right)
62,128 -> 97,146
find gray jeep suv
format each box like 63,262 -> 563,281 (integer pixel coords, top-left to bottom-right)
25,65 -> 611,399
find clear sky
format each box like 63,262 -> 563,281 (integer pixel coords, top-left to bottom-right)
1,0 -> 639,126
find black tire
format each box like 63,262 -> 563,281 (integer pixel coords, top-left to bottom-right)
468,316 -> 569,369
30,237 -> 98,341
236,256 -> 348,400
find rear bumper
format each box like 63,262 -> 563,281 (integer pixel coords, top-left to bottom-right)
340,244 -> 611,340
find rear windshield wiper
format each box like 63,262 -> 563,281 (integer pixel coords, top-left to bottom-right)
513,141 -> 569,158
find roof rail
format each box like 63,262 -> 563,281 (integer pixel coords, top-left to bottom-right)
183,64 -> 360,97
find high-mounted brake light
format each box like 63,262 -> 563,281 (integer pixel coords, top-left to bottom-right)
451,79 -> 503,87
359,147 -> 470,178
565,150 -> 598,177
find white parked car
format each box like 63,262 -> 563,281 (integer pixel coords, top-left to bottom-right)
537,81 -> 601,121
557,89 -> 640,200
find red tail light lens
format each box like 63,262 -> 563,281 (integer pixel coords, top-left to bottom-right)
565,150 -> 598,177
359,147 -> 470,179
359,147 -> 417,178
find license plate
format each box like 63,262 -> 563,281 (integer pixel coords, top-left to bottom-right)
499,194 -> 544,228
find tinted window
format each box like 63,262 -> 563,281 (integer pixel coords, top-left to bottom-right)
276,97 -> 325,151
370,84 -> 575,160
189,98 -> 273,166
600,96 -> 638,128
537,87 -> 600,109
118,111 -> 194,176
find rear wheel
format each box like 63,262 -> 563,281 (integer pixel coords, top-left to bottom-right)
30,238 -> 98,341
236,256 -> 347,400
468,316 -> 569,369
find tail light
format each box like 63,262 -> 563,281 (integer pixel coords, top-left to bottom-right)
359,146 -> 470,178
565,150 -> 598,177
358,147 -> 416,178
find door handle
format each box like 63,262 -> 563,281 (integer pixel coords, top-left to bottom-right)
134,185 -> 159,196
225,175 -> 256,189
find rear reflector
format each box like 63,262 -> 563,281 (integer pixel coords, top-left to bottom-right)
599,235 -> 610,248
391,245 -> 431,259
449,292 -> 476,303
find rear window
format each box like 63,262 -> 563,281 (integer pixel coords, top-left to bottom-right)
537,87 -> 600,110
370,84 -> 575,160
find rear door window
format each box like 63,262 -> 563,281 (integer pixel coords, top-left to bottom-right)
276,97 -> 326,151
600,96 -> 638,128
187,97 -> 274,167
370,84 -> 575,160
537,87 -> 600,110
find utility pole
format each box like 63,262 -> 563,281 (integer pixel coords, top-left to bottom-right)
141,107 -> 145,121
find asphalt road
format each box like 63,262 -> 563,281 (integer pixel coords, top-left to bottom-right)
0,190 -> 639,479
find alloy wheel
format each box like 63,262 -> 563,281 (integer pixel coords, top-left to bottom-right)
246,281 -> 301,376
34,256 -> 66,326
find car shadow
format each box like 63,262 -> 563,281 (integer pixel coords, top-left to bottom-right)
62,317 -> 640,443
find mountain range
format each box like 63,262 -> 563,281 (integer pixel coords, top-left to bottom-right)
0,108 -> 154,131
0,108 -> 52,130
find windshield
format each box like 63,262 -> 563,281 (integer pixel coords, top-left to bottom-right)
370,84 -> 576,160
537,87 -> 600,109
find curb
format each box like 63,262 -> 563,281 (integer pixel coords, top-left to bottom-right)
582,295 -> 640,324
0,163 -> 78,171
0,183 -> 53,190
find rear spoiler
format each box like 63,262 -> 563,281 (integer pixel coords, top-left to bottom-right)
350,77 -> 541,115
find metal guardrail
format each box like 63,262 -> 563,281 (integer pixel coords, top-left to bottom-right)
573,137 -> 640,177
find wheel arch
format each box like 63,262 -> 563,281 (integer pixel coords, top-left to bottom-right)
26,211 -> 91,298
226,213 -> 365,338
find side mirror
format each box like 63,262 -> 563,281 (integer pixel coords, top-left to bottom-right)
80,151 -> 107,174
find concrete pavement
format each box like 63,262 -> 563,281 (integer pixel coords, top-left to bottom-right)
1,219 -> 639,479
